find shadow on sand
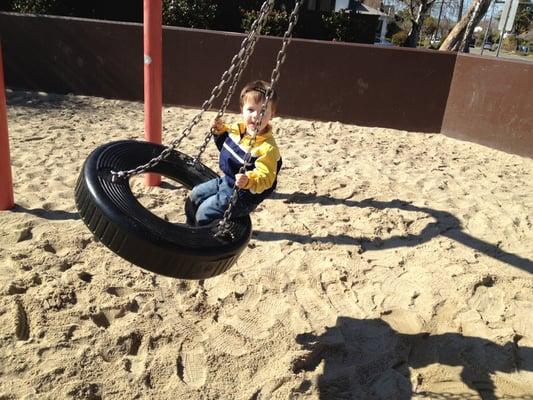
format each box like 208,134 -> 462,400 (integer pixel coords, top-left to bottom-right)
252,192 -> 532,274
293,317 -> 533,400
6,90 -> 88,110
10,205 -> 80,221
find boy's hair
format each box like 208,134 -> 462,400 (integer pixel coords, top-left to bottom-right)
240,80 -> 278,114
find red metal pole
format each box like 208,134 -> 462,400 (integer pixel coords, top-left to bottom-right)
144,0 -> 162,187
0,43 -> 14,210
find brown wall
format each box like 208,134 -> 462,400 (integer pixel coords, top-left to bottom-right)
442,54 -> 533,158
0,14 -> 144,100
163,28 -> 456,132
0,12 -> 531,157
0,12 -> 454,133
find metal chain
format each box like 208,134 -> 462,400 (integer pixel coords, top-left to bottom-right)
110,0 -> 276,182
215,0 -> 305,238
193,1 -> 275,163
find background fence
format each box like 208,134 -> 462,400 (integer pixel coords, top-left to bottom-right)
1,12 -> 531,157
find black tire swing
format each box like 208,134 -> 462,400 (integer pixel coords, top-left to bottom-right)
75,140 -> 251,279
74,0 -> 304,279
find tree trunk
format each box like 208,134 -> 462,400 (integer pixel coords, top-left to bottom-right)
439,0 -> 491,52
406,5 -> 423,47
406,1 -> 434,47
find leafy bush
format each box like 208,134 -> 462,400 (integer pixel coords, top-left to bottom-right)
10,0 -> 72,15
391,30 -> 408,46
241,9 -> 377,44
2,0 -> 380,44
5,1 -> 142,22
162,0 -> 217,29
502,35 -> 518,52
241,9 -> 290,36
322,11 -> 377,43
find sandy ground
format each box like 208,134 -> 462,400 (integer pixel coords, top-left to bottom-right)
0,90 -> 532,400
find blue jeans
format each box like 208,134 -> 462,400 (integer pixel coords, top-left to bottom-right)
188,176 -> 257,225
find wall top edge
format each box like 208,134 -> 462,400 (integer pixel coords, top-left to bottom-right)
0,11 -> 458,57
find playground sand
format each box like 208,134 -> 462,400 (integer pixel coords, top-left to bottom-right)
1,90 -> 532,399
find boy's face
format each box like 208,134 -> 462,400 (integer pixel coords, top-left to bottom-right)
242,98 -> 274,135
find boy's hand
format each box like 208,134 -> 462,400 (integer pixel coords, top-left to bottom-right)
212,117 -> 225,133
235,174 -> 249,189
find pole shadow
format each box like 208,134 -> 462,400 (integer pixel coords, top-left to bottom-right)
252,192 -> 533,274
6,90 -> 87,110
10,204 -> 80,221
293,317 -> 533,400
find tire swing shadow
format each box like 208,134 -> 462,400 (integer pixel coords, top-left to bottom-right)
252,192 -> 533,274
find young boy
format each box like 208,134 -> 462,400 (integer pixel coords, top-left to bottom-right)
187,80 -> 282,226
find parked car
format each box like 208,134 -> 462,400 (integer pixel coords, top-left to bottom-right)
483,42 -> 493,50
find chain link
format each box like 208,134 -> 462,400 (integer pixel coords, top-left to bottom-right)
108,0 -> 304,242
111,0 -> 276,182
193,1 -> 275,163
215,0 -> 305,238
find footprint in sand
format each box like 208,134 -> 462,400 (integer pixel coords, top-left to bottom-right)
204,324 -> 251,357
319,269 -> 364,317
323,281 -> 364,317
221,308 -> 277,340
14,300 -> 30,340
294,287 -> 337,330
204,274 -> 238,304
177,341 -> 208,388
381,309 -> 426,335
